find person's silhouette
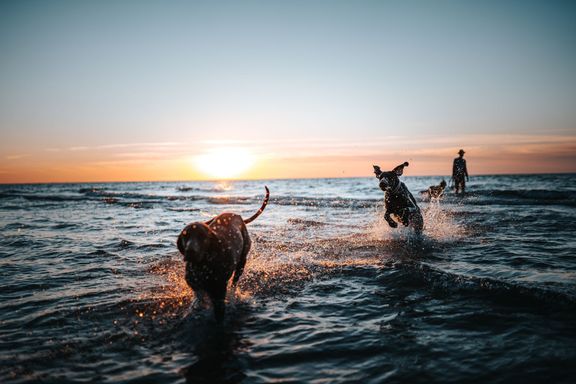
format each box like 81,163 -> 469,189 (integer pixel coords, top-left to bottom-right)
452,149 -> 469,194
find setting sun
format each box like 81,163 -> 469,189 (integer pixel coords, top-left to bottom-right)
193,147 -> 255,179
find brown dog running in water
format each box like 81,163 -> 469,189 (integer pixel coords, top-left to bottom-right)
177,186 -> 269,322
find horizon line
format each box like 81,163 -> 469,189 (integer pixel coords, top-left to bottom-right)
1,170 -> 575,186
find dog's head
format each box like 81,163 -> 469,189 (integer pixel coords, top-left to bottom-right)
177,223 -> 216,263
373,162 -> 409,192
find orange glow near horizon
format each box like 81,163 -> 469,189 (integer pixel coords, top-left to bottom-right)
0,134 -> 575,184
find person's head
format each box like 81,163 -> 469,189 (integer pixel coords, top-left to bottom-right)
458,149 -> 465,157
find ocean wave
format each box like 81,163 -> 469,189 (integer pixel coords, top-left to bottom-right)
78,187 -> 106,194
461,189 -> 576,207
51,222 -> 78,229
166,207 -> 200,212
21,194 -> 88,202
402,262 -> 576,308
272,195 -> 379,209
88,249 -> 116,256
3,187 -> 383,210
287,218 -> 328,227
81,189 -> 168,201
2,222 -> 37,230
207,196 -> 253,205
177,185 -> 230,193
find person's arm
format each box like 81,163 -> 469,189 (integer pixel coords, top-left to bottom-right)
464,160 -> 469,180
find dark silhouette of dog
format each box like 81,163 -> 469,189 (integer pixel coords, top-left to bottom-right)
421,179 -> 447,200
177,186 -> 269,322
373,162 -> 423,232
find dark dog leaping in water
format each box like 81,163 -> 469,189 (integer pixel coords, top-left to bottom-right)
177,186 -> 269,322
373,162 -> 424,232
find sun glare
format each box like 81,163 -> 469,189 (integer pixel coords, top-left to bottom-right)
193,147 -> 255,179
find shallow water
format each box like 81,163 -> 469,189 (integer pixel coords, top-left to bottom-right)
1,174 -> 575,383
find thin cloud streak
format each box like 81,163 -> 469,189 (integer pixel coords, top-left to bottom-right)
49,142 -> 186,153
5,154 -> 30,160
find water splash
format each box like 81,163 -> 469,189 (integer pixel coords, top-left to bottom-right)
421,199 -> 466,241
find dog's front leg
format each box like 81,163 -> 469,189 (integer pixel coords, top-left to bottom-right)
399,208 -> 412,226
384,211 -> 398,228
185,289 -> 209,317
208,284 -> 227,323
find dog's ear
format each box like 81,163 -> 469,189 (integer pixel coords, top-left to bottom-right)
393,162 -> 409,176
373,165 -> 382,177
191,227 -> 217,262
177,228 -> 187,255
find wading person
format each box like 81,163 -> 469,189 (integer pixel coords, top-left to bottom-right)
452,149 -> 469,194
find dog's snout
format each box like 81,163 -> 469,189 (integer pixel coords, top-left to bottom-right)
379,179 -> 390,190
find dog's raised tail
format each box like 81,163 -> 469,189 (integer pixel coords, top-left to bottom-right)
244,186 -> 270,224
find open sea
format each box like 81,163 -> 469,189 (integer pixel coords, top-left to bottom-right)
1,174 -> 575,383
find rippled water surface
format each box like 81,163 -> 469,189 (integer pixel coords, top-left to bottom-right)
1,174 -> 575,383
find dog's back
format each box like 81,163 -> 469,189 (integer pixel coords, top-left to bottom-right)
205,213 -> 249,273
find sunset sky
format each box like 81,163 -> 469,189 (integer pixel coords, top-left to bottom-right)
1,0 -> 575,183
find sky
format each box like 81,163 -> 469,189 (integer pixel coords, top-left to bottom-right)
1,0 -> 575,183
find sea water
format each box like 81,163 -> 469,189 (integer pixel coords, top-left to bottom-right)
1,174 -> 575,383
